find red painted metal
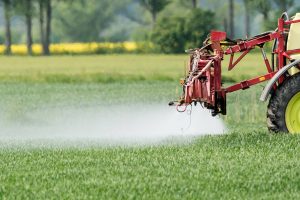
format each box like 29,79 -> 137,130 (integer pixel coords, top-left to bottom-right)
286,49 -> 300,55
211,31 -> 227,41
173,13 -> 300,116
285,19 -> 300,25
225,72 -> 277,93
224,32 -> 279,55
228,49 -> 251,71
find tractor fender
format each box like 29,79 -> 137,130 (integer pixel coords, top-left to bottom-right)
260,59 -> 300,102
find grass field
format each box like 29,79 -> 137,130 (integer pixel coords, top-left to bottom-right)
0,53 -> 268,83
1,54 -> 299,199
2,132 -> 300,199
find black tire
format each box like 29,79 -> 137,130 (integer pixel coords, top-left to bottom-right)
267,73 -> 300,133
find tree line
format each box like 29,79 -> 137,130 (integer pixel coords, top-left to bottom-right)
241,0 -> 294,37
0,0 -> 297,55
144,0 -> 296,53
1,0 -> 55,55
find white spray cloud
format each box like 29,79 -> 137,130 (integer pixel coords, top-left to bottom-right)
0,104 -> 226,148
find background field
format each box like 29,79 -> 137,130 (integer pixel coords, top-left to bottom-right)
0,53 -> 268,83
1,54 -> 299,199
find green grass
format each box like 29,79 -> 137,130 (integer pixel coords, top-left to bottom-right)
0,53 -> 268,83
0,54 -> 298,199
1,133 -> 300,199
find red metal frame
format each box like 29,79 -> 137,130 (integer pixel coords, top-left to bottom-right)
174,14 -> 300,116
223,17 -> 288,93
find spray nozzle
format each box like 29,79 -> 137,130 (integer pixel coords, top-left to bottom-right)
168,101 -> 175,106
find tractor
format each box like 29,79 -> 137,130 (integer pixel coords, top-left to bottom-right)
170,12 -> 300,133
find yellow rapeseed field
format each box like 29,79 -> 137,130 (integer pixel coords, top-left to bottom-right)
0,42 -> 141,55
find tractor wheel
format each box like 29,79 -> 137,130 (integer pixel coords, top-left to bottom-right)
267,73 -> 300,133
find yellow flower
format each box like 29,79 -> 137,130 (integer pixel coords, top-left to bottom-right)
0,42 -> 153,55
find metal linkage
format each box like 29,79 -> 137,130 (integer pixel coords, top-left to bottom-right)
171,13 -> 300,116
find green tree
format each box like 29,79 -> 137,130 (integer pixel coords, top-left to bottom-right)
273,0 -> 294,12
253,0 -> 271,21
25,0 -> 33,55
264,0 -> 294,30
243,0 -> 251,36
139,0 -> 170,27
192,0 -> 196,8
152,9 -> 216,53
228,0 -> 234,38
53,0 -> 126,42
152,16 -> 186,53
38,0 -> 52,55
179,0 -> 198,9
1,0 -> 12,55
14,0 -> 34,55
250,0 -> 274,30
185,9 -> 216,48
